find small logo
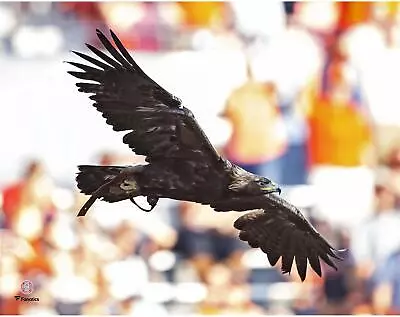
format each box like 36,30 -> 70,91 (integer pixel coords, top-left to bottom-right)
20,280 -> 33,295
15,281 -> 39,302
14,295 -> 39,302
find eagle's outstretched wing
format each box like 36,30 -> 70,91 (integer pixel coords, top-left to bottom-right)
67,29 -> 222,166
210,194 -> 343,281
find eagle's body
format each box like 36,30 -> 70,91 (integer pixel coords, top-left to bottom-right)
78,160 -> 218,203
78,158 -> 277,207
68,29 -> 343,282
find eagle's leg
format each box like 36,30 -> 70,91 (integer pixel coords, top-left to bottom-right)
77,175 -> 123,217
129,196 -> 159,212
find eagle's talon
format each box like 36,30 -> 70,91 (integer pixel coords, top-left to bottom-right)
147,195 -> 159,208
129,197 -> 157,212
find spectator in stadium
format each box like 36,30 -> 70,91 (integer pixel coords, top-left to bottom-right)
1,160 -> 55,247
221,59 -> 288,184
298,43 -> 374,228
340,2 -> 400,165
352,177 -> 400,287
371,247 -> 400,314
245,10 -> 324,185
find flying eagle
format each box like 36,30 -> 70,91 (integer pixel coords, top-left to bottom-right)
67,29 -> 343,281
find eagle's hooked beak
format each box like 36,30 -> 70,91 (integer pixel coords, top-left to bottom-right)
261,183 -> 281,195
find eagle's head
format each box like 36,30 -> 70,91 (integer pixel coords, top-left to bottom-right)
228,165 -> 282,195
253,177 -> 281,195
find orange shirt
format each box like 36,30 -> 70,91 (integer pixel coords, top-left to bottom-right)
337,2 -> 400,32
337,2 -> 371,31
308,96 -> 371,167
178,2 -> 224,27
223,81 -> 287,164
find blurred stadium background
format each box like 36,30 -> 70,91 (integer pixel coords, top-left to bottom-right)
1,1 -> 400,315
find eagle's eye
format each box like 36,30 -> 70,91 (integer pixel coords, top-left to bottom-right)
258,178 -> 270,186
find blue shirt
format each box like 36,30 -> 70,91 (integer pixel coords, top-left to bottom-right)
372,249 -> 400,310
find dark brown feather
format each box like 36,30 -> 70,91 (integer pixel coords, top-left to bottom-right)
71,50 -> 112,70
67,29 -> 222,167
231,194 -> 344,281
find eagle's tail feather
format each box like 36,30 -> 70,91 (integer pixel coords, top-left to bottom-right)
76,165 -> 127,216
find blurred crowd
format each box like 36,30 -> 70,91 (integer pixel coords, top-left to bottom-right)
2,1 -> 400,316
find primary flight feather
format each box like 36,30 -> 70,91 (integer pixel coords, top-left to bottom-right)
67,29 -> 343,281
